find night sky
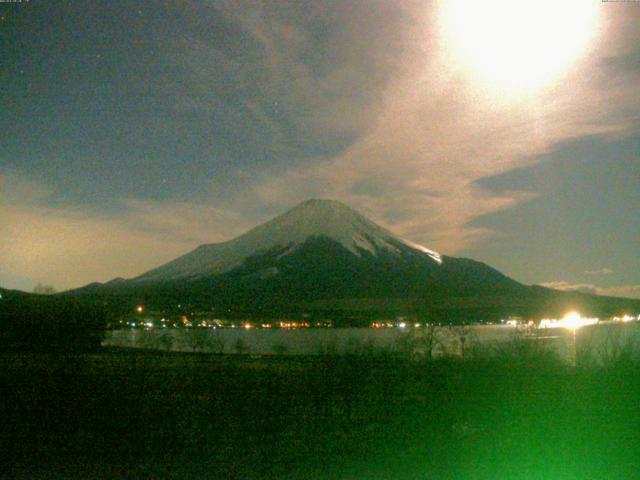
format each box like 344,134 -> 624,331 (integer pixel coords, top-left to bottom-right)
1,0 -> 639,296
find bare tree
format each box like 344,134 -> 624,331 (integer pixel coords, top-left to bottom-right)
597,324 -> 639,368
33,283 -> 57,295
182,328 -> 211,353
157,333 -> 175,352
396,323 -> 443,362
446,324 -> 476,360
209,330 -> 227,354
137,328 -> 159,350
234,337 -> 250,355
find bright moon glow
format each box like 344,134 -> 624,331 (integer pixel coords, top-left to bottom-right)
440,0 -> 599,93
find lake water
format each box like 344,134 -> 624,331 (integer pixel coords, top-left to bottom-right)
103,321 -> 640,363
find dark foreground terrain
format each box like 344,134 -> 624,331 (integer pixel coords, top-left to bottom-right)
2,346 -> 640,479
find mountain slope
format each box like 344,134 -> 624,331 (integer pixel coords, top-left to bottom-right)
65,199 -> 640,322
0,287 -> 33,301
133,199 -> 442,283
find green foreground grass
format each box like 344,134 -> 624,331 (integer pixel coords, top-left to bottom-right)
2,347 -> 640,479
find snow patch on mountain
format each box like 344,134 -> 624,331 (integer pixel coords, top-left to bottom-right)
248,199 -> 409,257
134,199 -> 442,282
401,239 -> 442,264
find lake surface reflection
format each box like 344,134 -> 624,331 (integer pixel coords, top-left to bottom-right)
104,322 -> 640,363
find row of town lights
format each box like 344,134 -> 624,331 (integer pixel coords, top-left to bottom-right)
133,306 -> 637,330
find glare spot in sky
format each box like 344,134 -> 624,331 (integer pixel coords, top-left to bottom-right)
439,0 -> 600,95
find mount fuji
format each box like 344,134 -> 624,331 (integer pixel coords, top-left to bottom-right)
67,199 -> 640,322
135,198 -> 443,283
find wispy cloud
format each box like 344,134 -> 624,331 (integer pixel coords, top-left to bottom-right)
2,2 -> 640,290
540,281 -> 640,300
585,268 -> 614,276
201,2 -> 640,254
0,173 -> 253,290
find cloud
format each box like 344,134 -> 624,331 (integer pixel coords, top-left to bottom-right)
0,174 -> 253,290
166,0 -> 417,156
200,2 -> 640,254
2,2 -> 640,290
0,170 -> 51,204
584,268 -> 614,276
539,281 -> 601,295
540,281 -> 640,299
602,285 -> 640,300
120,199 -> 252,245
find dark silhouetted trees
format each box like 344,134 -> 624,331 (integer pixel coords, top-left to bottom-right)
33,283 -> 57,295
0,295 -> 106,352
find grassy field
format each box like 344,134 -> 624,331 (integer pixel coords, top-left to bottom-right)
2,346 -> 640,479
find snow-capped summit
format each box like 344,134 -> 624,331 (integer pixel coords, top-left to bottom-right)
134,198 -> 441,283
243,199 -> 441,261
66,200 -> 639,322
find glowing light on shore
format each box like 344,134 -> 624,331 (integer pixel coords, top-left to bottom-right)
539,311 -> 599,330
136,305 -> 143,313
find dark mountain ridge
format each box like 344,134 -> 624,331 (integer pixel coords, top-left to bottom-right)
60,199 -> 640,323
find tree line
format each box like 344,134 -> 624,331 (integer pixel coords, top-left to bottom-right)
0,295 -> 106,352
